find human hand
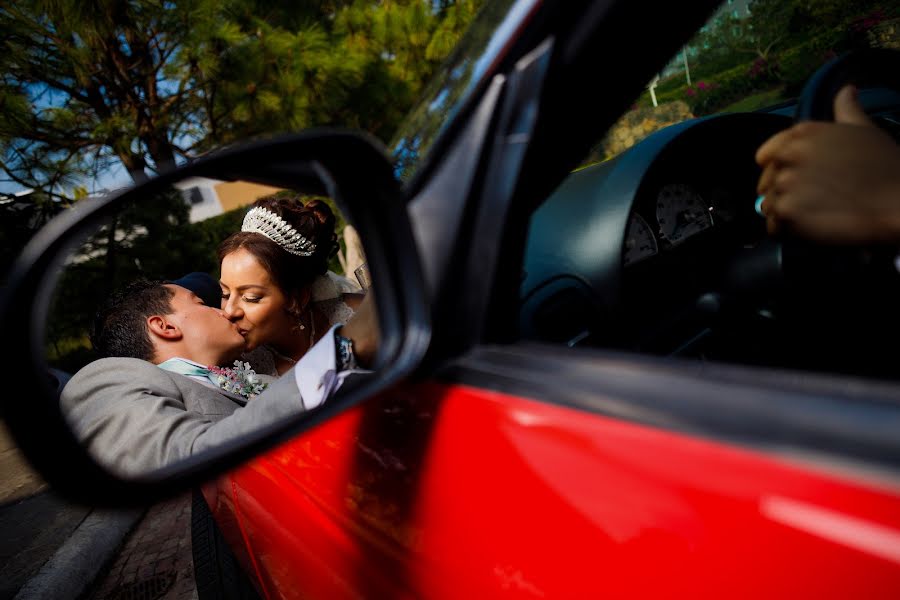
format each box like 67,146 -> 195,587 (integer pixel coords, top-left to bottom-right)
755,85 -> 900,244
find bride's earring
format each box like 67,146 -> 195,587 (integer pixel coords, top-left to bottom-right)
294,309 -> 310,331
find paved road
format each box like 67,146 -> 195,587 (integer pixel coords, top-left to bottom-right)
0,491 -> 92,600
87,492 -> 197,600
0,421 -> 197,600
0,421 -> 91,600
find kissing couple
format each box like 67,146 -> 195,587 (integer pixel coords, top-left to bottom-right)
62,196 -> 376,476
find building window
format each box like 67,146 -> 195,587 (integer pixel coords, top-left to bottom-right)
183,187 -> 204,205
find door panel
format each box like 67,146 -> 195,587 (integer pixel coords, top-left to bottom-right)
220,374 -> 900,598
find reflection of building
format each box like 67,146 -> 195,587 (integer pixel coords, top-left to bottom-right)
175,178 -> 282,223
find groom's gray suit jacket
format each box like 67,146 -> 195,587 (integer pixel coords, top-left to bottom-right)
61,357 -> 306,477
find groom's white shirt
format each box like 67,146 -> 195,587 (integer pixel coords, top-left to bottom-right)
295,324 -> 353,409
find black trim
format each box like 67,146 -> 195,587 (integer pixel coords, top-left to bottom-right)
191,489 -> 262,600
795,49 -> 900,122
440,343 -> 900,471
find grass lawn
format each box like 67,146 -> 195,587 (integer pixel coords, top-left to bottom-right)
721,88 -> 787,113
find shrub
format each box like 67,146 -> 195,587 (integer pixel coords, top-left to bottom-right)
685,63 -> 763,115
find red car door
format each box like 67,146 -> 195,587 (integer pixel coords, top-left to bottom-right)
214,353 -> 900,598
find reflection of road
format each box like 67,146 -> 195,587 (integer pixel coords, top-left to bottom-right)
0,492 -> 92,600
0,420 -> 90,600
0,422 -> 196,600
0,420 -> 46,504
87,492 -> 197,600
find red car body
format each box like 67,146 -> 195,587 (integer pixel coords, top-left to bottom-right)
206,379 -> 900,598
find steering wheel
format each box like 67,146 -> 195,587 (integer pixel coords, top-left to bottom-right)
724,49 -> 900,377
794,48 -> 900,121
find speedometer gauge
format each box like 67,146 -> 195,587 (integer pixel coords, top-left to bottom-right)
623,213 -> 657,266
655,183 -> 713,245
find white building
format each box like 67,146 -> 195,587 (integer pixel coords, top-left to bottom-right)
174,178 -> 283,223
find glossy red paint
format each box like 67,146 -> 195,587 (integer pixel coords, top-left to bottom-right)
214,381 -> 900,599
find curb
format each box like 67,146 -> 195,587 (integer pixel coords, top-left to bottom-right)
13,507 -> 145,600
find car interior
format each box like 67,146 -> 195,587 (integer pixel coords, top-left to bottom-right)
520,81 -> 900,381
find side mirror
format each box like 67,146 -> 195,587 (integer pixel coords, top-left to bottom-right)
0,130 -> 429,506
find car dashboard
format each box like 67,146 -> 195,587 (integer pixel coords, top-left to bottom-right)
522,96 -> 900,378
616,114 -> 791,356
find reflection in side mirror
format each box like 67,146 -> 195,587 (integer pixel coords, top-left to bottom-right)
45,175 -> 377,479
0,133 -> 428,504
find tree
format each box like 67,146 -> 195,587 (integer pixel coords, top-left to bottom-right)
0,1 -> 211,191
45,185 -> 214,368
683,0 -> 893,85
0,190 -> 72,280
1,0 -> 483,200
731,0 -> 892,63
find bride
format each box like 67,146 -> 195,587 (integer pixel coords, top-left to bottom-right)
217,196 -> 364,376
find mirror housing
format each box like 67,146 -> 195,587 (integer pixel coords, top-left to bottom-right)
0,130 -> 430,506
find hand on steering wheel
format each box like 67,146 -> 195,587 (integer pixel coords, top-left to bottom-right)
746,50 -> 900,377
755,85 -> 900,245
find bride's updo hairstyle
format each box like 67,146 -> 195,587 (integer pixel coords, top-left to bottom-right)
217,195 -> 338,322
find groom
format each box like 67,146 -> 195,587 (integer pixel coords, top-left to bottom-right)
61,276 -> 376,476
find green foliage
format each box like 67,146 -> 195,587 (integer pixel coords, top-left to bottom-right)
189,209 -> 248,277
643,0 -> 897,117
45,186 -> 216,369
720,87 -> 787,113
0,191 -> 71,282
1,0 -> 483,199
0,0 -> 207,192
686,61 -> 775,115
45,335 -> 96,375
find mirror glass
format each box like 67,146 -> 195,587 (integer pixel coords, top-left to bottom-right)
40,173 -> 377,479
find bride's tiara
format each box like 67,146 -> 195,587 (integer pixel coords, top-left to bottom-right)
241,207 -> 317,256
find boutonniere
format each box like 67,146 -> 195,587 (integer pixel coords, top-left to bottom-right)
208,361 -> 268,400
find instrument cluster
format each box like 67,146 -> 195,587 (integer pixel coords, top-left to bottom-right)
623,182 -> 739,267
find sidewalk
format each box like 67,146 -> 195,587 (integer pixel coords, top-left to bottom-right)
12,505 -> 145,600
0,421 -> 196,600
0,491 -> 92,600
0,421 -> 145,600
86,492 -> 196,600
0,421 -> 102,600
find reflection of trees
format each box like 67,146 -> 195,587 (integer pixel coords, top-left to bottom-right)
0,192 -> 71,282
46,188 -> 217,372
